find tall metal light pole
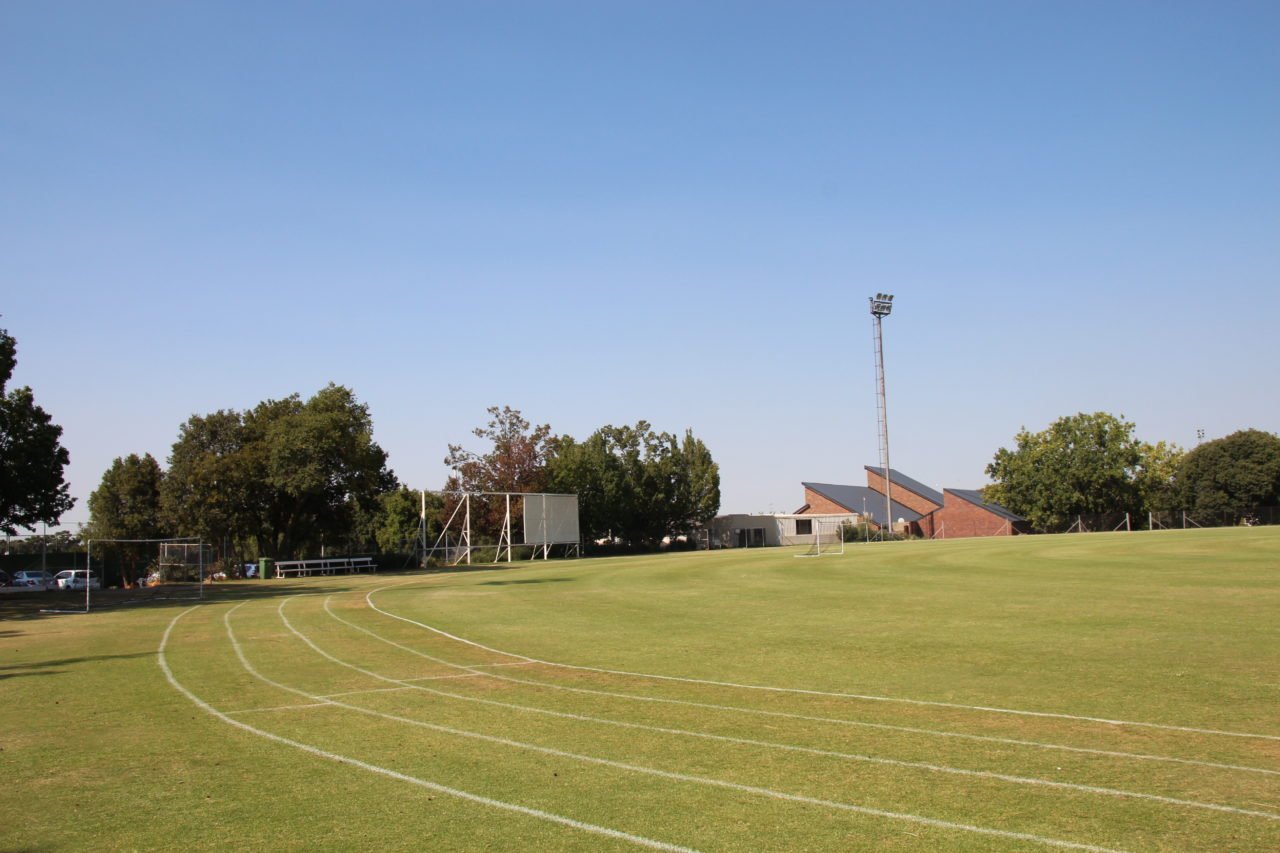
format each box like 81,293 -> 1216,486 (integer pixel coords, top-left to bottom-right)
870,293 -> 894,540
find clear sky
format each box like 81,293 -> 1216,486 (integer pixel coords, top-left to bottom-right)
3,1 -> 1278,528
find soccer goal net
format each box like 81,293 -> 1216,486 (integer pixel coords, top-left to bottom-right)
46,536 -> 211,614
795,519 -> 846,558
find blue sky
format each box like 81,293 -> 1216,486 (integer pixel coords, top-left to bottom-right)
3,1 -> 1278,526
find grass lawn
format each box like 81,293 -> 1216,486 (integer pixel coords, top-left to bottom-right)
2,527 -> 1277,851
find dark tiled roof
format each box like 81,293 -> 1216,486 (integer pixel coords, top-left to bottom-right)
945,489 -> 1025,522
864,466 -> 945,506
801,482 -> 924,524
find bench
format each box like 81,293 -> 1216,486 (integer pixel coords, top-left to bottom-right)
272,556 -> 378,578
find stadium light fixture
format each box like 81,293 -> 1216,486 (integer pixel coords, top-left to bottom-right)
870,293 -> 894,318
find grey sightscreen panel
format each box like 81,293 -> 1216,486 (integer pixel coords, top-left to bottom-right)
522,494 -> 580,545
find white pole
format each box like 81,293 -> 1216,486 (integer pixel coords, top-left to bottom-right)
85,539 -> 92,613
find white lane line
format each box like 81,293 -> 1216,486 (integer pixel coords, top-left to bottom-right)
336,594 -> 1280,778
403,673 -> 485,683
291,598 -> 1280,823
222,601 -> 1132,853
158,605 -> 698,853
366,586 -> 1280,749
322,686 -> 415,698
228,702 -> 332,714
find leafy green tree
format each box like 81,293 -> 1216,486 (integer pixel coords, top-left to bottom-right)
1175,429 -> 1280,517
675,430 -> 721,531
162,384 -> 395,560
0,327 -> 75,534
1135,440 -> 1184,513
548,422 -> 719,548
359,486 -> 443,555
259,384 -> 396,556
985,412 -> 1150,531
87,453 -> 166,584
163,409 -> 260,563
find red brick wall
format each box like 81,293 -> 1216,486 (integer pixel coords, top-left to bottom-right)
799,488 -> 854,517
865,470 -> 941,515
935,492 -> 1015,538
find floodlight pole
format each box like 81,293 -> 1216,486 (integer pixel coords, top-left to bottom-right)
870,293 -> 895,541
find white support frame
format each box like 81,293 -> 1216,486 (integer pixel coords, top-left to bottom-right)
422,490 -> 581,566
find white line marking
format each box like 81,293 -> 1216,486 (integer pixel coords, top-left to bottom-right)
470,661 -> 537,668
158,605 -> 698,853
337,594 -> 1280,778
221,601 -> 1133,853
322,686 -> 414,698
290,598 -> 1280,822
364,586 -> 1280,742
228,702 -> 331,714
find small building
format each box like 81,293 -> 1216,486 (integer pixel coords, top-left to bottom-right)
708,512 -> 858,549
709,466 -> 1028,549
796,466 -> 1028,539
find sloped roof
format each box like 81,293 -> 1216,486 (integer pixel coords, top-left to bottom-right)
945,488 -> 1025,522
802,482 -> 924,523
864,466 -> 945,506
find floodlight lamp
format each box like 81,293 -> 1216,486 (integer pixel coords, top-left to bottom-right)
869,292 -> 895,317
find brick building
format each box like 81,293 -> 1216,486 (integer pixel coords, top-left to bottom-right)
796,466 -> 1028,538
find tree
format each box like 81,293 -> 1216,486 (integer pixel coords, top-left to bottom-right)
162,384 -> 395,560
357,486 -> 444,555
1175,429 -> 1280,517
0,327 -> 75,534
675,430 -> 721,532
985,412 -> 1150,531
1134,440 -> 1184,514
259,384 -> 396,556
548,422 -> 720,548
163,409 -> 260,564
445,406 -> 555,494
87,453 -> 165,584
443,406 -> 557,535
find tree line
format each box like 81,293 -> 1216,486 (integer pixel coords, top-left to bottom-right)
984,412 -> 1280,531
82,396 -> 720,575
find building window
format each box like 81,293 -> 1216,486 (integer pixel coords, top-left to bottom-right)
795,519 -> 813,536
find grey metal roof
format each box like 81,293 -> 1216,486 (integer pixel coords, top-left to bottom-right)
945,489 -> 1025,522
863,466 -> 944,506
801,482 -> 924,524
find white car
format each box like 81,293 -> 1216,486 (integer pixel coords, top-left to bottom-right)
12,570 -> 56,590
55,570 -> 101,591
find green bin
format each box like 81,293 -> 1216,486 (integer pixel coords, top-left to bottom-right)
258,558 -> 274,580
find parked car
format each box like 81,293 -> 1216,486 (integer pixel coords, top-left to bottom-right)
55,570 -> 100,591
12,570 -> 56,590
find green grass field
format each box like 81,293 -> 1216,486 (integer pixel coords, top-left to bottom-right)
3,528 -> 1278,851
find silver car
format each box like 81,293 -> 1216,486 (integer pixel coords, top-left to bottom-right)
55,570 -> 101,591
12,570 -> 56,590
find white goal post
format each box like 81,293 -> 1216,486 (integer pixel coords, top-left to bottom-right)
56,536 -> 209,614
795,519 -> 846,558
